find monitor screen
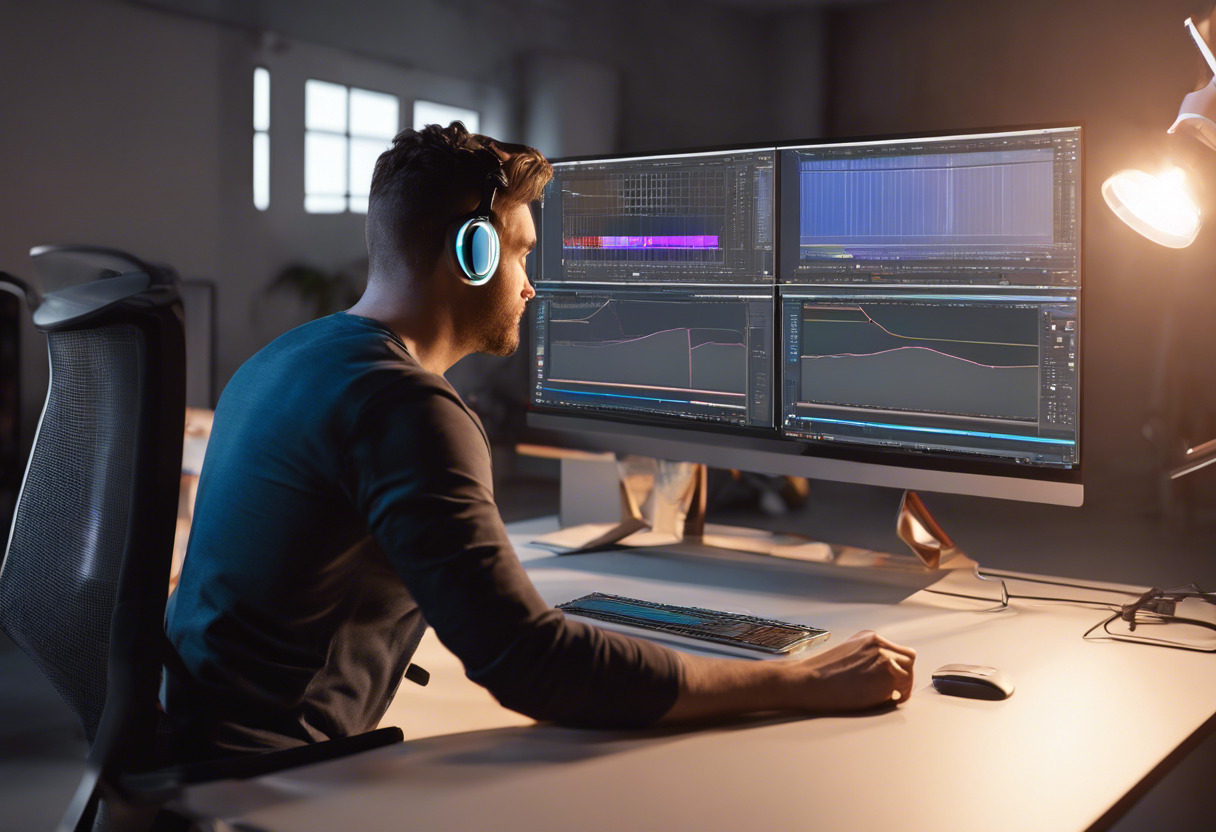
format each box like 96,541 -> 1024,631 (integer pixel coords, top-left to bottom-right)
531,284 -> 774,428
779,287 -> 1078,466
530,127 -> 1083,505
540,148 -> 775,284
778,127 -> 1081,469
779,128 -> 1080,286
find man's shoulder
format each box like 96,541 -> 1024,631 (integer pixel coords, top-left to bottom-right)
221,313 -> 470,436
239,313 -> 445,393
252,313 -> 409,368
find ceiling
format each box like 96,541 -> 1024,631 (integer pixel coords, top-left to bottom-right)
131,0 -> 882,83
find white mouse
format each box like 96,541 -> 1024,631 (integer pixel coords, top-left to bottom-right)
932,664 -> 1015,700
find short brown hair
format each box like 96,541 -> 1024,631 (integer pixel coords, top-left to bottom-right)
366,122 -> 552,279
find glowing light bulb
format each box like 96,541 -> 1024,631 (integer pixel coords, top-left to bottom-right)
1102,167 -> 1202,248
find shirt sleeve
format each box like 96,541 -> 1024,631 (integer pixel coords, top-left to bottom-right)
340,382 -> 681,729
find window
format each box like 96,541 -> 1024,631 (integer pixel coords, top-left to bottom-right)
413,100 -> 480,134
253,67 -> 270,210
304,80 -> 400,214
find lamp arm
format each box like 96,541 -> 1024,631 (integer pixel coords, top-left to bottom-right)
1185,17 -> 1216,79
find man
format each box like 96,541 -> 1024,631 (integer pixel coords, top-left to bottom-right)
164,123 -> 915,758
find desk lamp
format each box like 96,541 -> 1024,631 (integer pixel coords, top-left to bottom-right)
1102,16 -> 1216,479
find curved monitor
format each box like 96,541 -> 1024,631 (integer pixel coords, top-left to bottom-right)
528,127 -> 1083,506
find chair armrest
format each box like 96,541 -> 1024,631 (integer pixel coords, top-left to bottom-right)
122,726 -> 404,798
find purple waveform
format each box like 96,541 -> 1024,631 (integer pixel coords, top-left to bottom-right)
564,235 -> 720,249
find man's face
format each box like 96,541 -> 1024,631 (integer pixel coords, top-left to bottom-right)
467,201 -> 536,356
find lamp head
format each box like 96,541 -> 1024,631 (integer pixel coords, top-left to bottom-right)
1102,167 -> 1202,249
1103,17 -> 1215,249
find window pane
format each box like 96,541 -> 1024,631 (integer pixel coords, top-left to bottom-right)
413,100 -> 479,134
350,88 -> 399,139
305,79 -> 348,133
253,67 -> 270,132
305,194 -> 347,214
253,132 -> 269,210
305,131 -> 347,196
349,137 -> 389,198
348,194 -> 369,214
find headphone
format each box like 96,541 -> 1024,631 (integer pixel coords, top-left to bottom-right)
450,147 -> 508,286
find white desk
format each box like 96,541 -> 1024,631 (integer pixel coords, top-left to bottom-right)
177,517 -> 1216,831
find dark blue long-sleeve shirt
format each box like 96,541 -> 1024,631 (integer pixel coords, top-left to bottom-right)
164,312 -> 680,756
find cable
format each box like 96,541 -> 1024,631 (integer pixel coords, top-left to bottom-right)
1083,611 -> 1216,654
976,568 -> 1140,596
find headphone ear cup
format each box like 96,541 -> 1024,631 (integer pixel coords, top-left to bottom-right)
453,217 -> 500,285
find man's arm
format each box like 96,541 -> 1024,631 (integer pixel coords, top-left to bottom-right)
661,631 -> 916,723
344,382 -> 683,728
346,379 -> 915,727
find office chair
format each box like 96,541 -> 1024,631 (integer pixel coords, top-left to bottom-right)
0,246 -> 403,832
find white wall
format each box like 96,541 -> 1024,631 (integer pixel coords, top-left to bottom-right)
0,0 -> 514,446
0,1 -> 230,445
0,0 -> 827,453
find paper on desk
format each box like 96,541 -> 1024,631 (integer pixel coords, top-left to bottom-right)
530,522 -> 682,553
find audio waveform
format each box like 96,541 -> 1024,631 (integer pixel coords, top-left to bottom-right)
798,148 -> 1055,248
564,235 -> 720,249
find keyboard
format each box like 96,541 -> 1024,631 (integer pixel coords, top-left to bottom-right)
558,592 -> 830,656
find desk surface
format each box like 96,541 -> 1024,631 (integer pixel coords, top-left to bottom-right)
178,517 -> 1216,832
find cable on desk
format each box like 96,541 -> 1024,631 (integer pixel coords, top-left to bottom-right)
926,570 -> 1216,652
1083,611 -> 1216,653
922,565 -> 1010,612
922,566 -> 1127,613
974,569 -> 1142,596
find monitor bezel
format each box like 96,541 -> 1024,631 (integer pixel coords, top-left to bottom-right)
529,123 -> 1085,506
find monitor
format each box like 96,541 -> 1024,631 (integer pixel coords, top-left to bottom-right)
529,127 -> 1083,506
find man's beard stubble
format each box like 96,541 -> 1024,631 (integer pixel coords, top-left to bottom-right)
473,296 -> 524,357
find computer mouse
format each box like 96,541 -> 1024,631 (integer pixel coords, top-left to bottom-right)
931,664 -> 1014,700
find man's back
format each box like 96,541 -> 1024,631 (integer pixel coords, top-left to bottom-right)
165,312 -> 680,757
166,313 -> 440,752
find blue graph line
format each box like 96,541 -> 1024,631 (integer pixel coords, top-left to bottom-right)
544,386 -> 689,405
794,415 -> 1075,445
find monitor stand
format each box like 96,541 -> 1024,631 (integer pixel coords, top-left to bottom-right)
526,450 -> 973,576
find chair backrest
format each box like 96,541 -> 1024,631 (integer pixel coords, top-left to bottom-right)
0,246 -> 184,773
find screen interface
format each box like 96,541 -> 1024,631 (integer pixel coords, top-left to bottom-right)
532,128 -> 1081,471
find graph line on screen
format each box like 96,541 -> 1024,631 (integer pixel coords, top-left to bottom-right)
549,298 -> 747,396
795,300 -> 1040,421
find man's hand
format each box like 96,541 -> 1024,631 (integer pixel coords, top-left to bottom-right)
780,630 -> 916,712
660,630 -> 916,724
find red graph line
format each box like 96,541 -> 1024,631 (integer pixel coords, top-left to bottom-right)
804,345 -> 1036,370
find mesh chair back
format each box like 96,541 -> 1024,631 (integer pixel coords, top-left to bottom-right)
0,252 -> 184,773
0,325 -> 144,742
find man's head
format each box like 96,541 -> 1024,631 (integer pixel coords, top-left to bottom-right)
365,123 -> 551,356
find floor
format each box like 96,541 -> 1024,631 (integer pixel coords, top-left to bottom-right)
3,468 -> 1214,831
